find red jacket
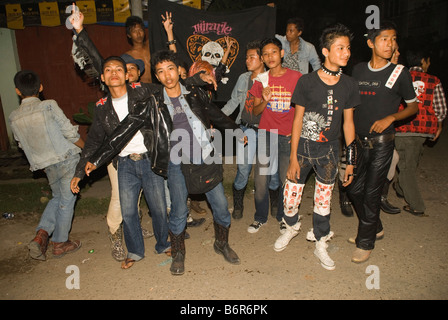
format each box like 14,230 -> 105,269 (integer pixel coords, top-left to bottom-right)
395,69 -> 439,136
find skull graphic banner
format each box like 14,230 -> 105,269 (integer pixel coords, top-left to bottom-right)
148,0 -> 276,101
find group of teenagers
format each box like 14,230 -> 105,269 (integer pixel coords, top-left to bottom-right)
11,7 -> 446,275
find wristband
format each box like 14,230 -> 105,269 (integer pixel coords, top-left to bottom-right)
346,140 -> 357,166
166,39 -> 176,46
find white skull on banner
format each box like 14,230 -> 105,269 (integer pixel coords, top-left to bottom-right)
201,41 -> 224,67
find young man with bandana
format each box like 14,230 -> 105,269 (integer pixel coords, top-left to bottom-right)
274,24 -> 359,271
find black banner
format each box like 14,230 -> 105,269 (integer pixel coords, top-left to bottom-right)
148,0 -> 276,102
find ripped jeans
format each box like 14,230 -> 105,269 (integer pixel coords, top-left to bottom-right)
283,139 -> 339,241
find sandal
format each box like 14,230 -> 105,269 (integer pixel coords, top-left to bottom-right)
121,258 -> 135,269
403,205 -> 424,216
164,248 -> 172,257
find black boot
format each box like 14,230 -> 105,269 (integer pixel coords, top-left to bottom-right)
213,222 -> 240,265
269,187 -> 279,218
380,180 -> 401,214
338,179 -> 353,217
232,184 -> 246,220
169,230 -> 186,275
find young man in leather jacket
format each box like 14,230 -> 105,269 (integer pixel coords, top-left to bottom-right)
83,50 -> 246,275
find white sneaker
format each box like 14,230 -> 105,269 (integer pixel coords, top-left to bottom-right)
247,221 -> 264,233
279,220 -> 286,234
314,239 -> 335,270
306,228 -> 334,242
274,219 -> 301,252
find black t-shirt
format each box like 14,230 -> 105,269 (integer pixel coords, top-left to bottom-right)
352,62 -> 416,136
292,71 -> 360,142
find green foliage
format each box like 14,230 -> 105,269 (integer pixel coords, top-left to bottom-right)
73,101 -> 95,125
0,181 -> 108,216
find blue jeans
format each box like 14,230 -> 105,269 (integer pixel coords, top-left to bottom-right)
168,161 -> 231,235
118,156 -> 170,261
254,131 -> 290,223
234,125 -> 279,191
37,154 -> 79,243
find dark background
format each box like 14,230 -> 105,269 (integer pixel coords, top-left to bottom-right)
207,0 -> 448,88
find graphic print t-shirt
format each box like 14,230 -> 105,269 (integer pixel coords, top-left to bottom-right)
352,61 -> 416,136
169,95 -> 201,162
292,71 -> 361,142
249,68 -> 302,135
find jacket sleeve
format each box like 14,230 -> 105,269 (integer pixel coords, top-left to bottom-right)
183,72 -> 208,87
72,28 -> 104,80
73,109 -> 107,178
221,74 -> 245,116
199,88 -> 239,131
89,100 -> 148,169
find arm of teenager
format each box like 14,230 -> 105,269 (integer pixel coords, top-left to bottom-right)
162,12 -> 176,52
342,108 -> 356,187
370,68 -> 418,134
84,102 -> 149,176
370,100 -> 418,134
432,82 -> 447,141
308,45 -> 322,72
221,74 -> 245,116
287,105 -> 305,183
74,138 -> 85,149
70,6 -> 103,78
253,87 -> 271,116
70,111 -> 108,193
183,71 -> 217,91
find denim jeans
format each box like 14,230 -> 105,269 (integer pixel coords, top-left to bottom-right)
234,125 -> 279,191
253,131 -> 290,223
346,137 -> 394,250
118,156 -> 170,261
168,161 -> 231,235
36,154 -> 80,243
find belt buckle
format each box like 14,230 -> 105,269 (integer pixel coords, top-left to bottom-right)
129,153 -> 143,161
362,137 -> 374,149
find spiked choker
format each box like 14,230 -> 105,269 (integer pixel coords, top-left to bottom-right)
321,64 -> 342,77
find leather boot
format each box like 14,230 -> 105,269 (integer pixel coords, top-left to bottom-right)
52,240 -> 82,258
338,180 -> 353,217
213,222 -> 240,265
169,230 -> 186,275
28,229 -> 49,261
232,184 -> 246,219
109,225 -> 126,261
380,180 -> 401,214
269,188 -> 279,218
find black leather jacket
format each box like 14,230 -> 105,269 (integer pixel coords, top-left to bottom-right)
72,28 -> 206,178
74,82 -> 173,178
87,83 -> 240,175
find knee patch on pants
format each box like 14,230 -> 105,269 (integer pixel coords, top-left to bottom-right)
283,180 -> 305,217
314,181 -> 334,216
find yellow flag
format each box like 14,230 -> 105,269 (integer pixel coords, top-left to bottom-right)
76,1 -> 97,25
183,0 -> 202,9
113,0 -> 131,23
39,1 -> 61,27
6,4 -> 24,29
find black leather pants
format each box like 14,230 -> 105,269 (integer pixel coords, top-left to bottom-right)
346,135 -> 395,250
